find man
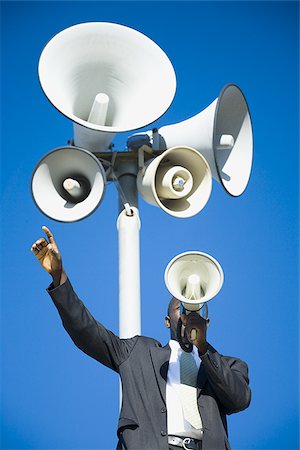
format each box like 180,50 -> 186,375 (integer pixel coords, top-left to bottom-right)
31,226 -> 251,450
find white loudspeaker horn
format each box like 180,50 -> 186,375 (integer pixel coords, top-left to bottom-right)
137,146 -> 212,218
164,251 -> 224,311
31,146 -> 106,222
38,22 -> 176,152
129,84 -> 253,197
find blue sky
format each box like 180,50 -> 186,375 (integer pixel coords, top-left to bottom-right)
1,2 -> 299,450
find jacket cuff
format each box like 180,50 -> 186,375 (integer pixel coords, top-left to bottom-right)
46,277 -> 71,295
199,343 -> 220,369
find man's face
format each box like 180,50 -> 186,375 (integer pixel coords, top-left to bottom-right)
165,297 -> 189,343
165,297 -> 209,343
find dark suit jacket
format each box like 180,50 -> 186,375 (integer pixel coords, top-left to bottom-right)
47,278 -> 251,450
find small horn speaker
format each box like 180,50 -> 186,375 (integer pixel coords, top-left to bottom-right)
137,146 -> 212,218
31,146 -> 106,222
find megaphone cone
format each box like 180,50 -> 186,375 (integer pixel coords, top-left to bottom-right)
128,84 -> 253,197
164,251 -> 224,311
137,146 -> 212,218
39,22 -> 176,152
31,146 -> 106,222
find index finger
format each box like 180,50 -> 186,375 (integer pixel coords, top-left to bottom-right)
42,226 -> 55,244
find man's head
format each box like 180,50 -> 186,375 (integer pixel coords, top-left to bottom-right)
164,297 -> 210,342
164,297 -> 180,340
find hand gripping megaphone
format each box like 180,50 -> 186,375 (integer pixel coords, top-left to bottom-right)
165,251 -> 224,352
128,84 -> 253,197
38,22 -> 176,152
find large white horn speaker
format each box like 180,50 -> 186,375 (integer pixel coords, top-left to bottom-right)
38,22 -> 176,152
129,84 -> 253,197
165,251 -> 224,311
31,146 -> 106,222
137,146 -> 212,218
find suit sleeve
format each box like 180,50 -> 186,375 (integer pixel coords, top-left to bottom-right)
46,278 -> 138,372
200,344 -> 251,414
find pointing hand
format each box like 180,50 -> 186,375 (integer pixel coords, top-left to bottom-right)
31,226 -> 64,284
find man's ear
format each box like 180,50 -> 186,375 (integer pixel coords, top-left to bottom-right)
165,316 -> 171,329
206,318 -> 210,328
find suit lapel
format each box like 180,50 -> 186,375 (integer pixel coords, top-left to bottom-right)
150,344 -> 171,406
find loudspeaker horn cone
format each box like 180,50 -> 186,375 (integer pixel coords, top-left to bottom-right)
137,146 -> 212,218
38,22 -> 176,151
164,251 -> 224,311
129,84 -> 253,197
31,146 -> 106,222
212,84 -> 253,196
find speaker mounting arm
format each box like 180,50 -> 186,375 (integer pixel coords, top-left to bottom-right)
138,145 -> 155,176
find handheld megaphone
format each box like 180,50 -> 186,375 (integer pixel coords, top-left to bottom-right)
164,251 -> 224,352
38,22 -> 176,152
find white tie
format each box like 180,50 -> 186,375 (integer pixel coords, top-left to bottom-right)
179,351 -> 202,430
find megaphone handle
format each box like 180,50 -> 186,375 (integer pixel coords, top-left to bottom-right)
190,329 -> 197,341
177,317 -> 193,353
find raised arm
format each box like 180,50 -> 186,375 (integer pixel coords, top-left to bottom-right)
31,227 -> 137,372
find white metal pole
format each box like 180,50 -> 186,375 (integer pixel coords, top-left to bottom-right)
115,158 -> 140,408
117,207 -> 141,338
115,157 -> 141,338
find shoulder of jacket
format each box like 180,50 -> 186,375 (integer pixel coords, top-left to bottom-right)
205,345 -> 248,369
221,354 -> 249,367
136,335 -> 162,347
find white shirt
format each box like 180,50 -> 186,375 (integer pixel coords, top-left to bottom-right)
166,339 -> 202,437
